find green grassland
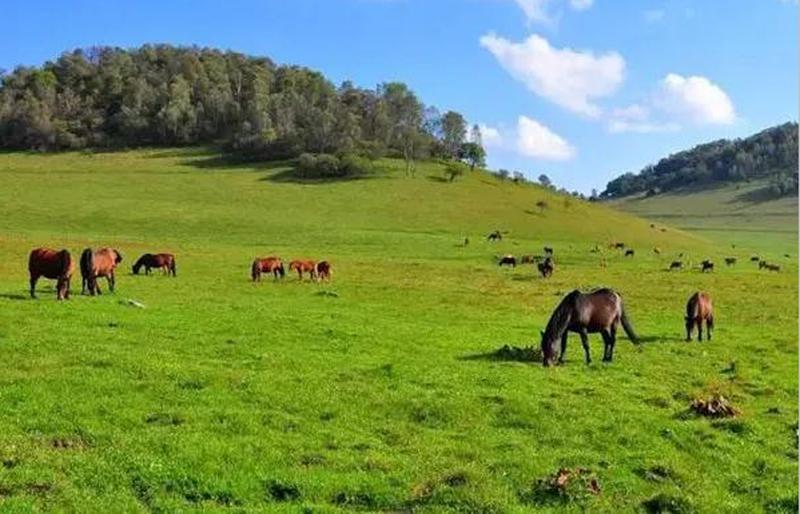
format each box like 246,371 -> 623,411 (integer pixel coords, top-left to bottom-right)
611,180 -> 798,254
0,149 -> 796,512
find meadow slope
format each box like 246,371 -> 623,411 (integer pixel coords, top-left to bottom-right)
0,149 -> 796,512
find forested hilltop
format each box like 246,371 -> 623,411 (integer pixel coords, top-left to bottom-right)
602,123 -> 798,199
0,45 -> 486,172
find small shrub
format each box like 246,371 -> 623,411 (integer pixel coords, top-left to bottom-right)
265,479 -> 301,502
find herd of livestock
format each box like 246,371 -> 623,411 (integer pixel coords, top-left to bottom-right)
26,247 -> 331,301
23,229 -> 785,366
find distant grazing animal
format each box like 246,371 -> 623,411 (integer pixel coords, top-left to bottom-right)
653,247 -> 661,255
537,257 -> 554,278
251,257 -> 285,281
519,255 -> 536,264
759,261 -> 780,272
685,292 -> 713,342
613,242 -> 625,250
80,247 -> 123,295
750,256 -> 760,262
540,288 -> 638,366
487,230 -> 502,242
701,260 -> 714,272
625,249 -> 635,257
463,237 -> 469,246
650,223 -> 656,228
28,248 -> 75,300
669,261 -> 683,271
315,261 -> 332,282
289,260 -> 317,280
498,255 -> 516,267
543,246 -> 554,255
660,228 -> 667,232
724,257 -> 737,267
132,253 -> 176,276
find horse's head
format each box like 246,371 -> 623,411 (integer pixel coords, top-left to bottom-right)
113,250 -> 123,264
540,330 -> 559,367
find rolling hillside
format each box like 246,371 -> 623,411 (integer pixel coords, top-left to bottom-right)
0,149 -> 795,512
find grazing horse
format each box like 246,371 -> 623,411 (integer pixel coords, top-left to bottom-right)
537,257 -> 554,278
132,253 -> 176,276
540,288 -> 638,366
251,257 -> 285,281
487,230 -> 502,242
315,261 -> 332,282
613,242 -> 625,250
750,255 -> 761,263
701,260 -> 714,272
28,248 -> 75,300
686,292 -> 713,342
498,255 -> 516,267
759,261 -> 780,272
80,247 -> 123,295
724,257 -> 737,267
543,246 -> 554,255
625,249 -> 635,257
669,261 -> 683,271
289,260 -> 317,280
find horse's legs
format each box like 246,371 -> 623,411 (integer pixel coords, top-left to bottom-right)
579,329 -> 591,364
29,275 -> 38,298
108,272 -> 115,293
558,332 -> 568,364
707,317 -> 713,341
696,320 -> 702,342
685,319 -> 693,342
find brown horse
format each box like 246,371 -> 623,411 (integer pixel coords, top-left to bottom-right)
487,230 -> 502,242
625,249 -> 635,257
724,257 -> 737,266
540,288 -> 638,366
315,261 -> 332,282
701,260 -> 714,272
251,257 -> 285,281
80,247 -> 123,295
669,260 -> 683,271
537,257 -> 554,278
289,260 -> 317,280
759,261 -> 780,272
685,292 -> 713,341
133,253 -> 176,276
498,255 -> 516,267
28,248 -> 75,300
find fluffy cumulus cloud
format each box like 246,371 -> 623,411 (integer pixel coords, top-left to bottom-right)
654,73 -> 735,125
607,104 -> 679,133
480,33 -> 624,117
478,123 -> 503,147
516,115 -> 575,160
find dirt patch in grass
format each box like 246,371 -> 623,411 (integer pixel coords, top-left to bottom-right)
521,467 -> 600,506
690,394 -> 741,418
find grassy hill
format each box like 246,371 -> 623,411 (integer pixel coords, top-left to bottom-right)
610,179 -> 797,253
0,149 -> 796,512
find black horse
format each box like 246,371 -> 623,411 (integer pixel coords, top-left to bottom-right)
498,255 -> 516,267
540,288 -> 638,366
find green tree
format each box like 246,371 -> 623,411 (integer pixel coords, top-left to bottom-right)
440,111 -> 466,159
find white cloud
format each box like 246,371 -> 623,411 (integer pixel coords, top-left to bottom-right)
478,123 -> 504,147
516,115 -> 575,160
479,33 -> 625,117
644,9 -> 665,22
569,0 -> 593,10
654,73 -> 735,125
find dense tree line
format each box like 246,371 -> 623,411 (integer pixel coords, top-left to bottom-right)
602,123 -> 798,198
0,45 -> 484,173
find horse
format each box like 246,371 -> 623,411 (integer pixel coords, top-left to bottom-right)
685,292 -> 713,342
613,242 -> 625,250
540,288 -> 638,366
750,255 -> 761,263
759,261 -> 780,272
487,230 -> 502,242
251,257 -> 285,281
498,255 -> 516,267
724,257 -> 737,267
669,261 -> 683,271
289,260 -> 317,280
537,257 -> 554,278
701,260 -> 714,272
625,249 -> 635,257
80,247 -> 123,295
543,246 -> 554,255
132,253 -> 176,276
315,261 -> 332,282
28,248 -> 75,300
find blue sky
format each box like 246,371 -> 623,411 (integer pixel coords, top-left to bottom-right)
1,0 -> 796,192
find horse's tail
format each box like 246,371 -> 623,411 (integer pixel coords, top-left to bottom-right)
619,299 -> 639,344
278,262 -> 286,278
170,258 -> 176,277
80,248 -> 93,279
251,260 -> 260,281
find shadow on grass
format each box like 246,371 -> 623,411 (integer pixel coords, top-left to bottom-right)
729,185 -> 789,205
0,293 -> 30,301
636,335 -> 674,344
426,176 -> 449,184
259,168 -> 379,184
459,344 -> 542,363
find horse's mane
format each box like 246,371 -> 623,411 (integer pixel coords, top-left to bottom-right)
543,289 -> 580,341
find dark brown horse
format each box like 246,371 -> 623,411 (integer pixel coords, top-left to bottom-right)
315,261 -> 332,282
289,259 -> 317,280
701,260 -> 714,272
537,257 -> 554,278
759,261 -> 780,272
251,257 -> 285,281
685,292 -> 713,341
543,246 -> 554,255
487,230 -> 502,242
540,288 -> 638,366
498,255 -> 516,267
28,248 -> 75,300
625,249 -> 635,257
669,261 -> 683,271
80,247 -> 123,295
133,253 -> 176,276
724,257 -> 737,266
